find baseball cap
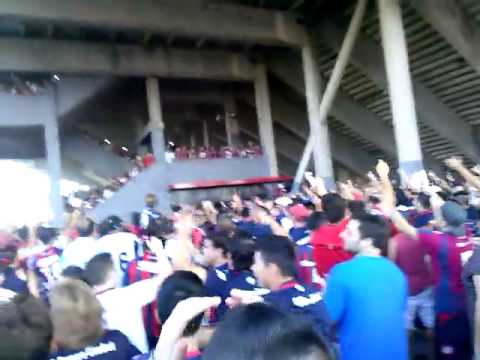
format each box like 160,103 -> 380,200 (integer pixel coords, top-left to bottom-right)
441,201 -> 467,236
288,204 -> 311,222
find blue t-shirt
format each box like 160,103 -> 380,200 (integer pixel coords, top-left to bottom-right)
325,256 -> 408,360
289,226 -> 309,242
2,268 -> 28,295
49,330 -> 140,360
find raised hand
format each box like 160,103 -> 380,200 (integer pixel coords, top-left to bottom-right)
375,160 -> 390,180
445,157 -> 464,171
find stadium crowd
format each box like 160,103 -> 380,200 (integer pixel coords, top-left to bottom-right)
2,156 -> 480,360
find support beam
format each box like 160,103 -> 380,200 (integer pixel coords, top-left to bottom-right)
378,0 -> 423,175
254,64 -> 278,176
410,0 -> 480,76
224,94 -> 241,147
145,78 -> 166,161
0,38 -> 254,81
317,19 -> 479,163
301,40 -> 329,180
0,0 -> 305,46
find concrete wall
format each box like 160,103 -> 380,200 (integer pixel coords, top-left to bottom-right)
62,134 -> 133,179
89,157 -> 270,222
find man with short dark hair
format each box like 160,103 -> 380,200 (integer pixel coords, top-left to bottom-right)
311,193 -> 352,278
85,244 -> 170,354
249,236 -> 334,352
324,213 -> 408,360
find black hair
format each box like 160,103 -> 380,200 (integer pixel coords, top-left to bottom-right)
76,218 -> 95,238
35,225 -> 57,245
98,216 -> 123,237
357,214 -> 390,256
256,236 -> 296,277
227,236 -> 256,271
15,226 -> 29,242
203,303 -> 330,360
204,233 -> 230,257
240,207 -> 251,218
306,211 -> 325,231
322,193 -> 346,224
348,201 -> 367,220
0,294 -> 53,360
61,266 -> 87,284
416,192 -> 431,210
84,253 -> 114,286
156,271 -> 206,337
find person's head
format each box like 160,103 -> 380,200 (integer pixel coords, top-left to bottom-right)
217,213 -> 235,234
202,234 -> 229,267
156,271 -> 206,337
76,216 -> 95,238
0,294 -> 53,360
61,266 -> 86,283
441,201 -> 467,236
145,193 -> 158,208
203,303 -> 330,360
322,193 -> 346,224
414,192 -> 431,211
84,253 -> 115,290
306,211 -> 325,231
252,236 -> 296,289
0,232 -> 18,276
340,214 -> 390,255
288,204 -> 310,225
452,188 -> 470,208
35,224 -> 57,245
50,279 -> 103,349
348,201 -> 367,220
15,226 -> 29,243
98,215 -> 123,236
227,236 -> 256,271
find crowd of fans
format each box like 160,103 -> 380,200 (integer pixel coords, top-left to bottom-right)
2,156 -> 480,359
173,142 -> 263,160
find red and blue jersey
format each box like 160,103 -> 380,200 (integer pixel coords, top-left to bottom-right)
27,245 -> 62,302
418,230 -> 473,314
205,265 -> 257,323
124,252 -> 160,350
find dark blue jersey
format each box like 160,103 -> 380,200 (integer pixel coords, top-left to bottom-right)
2,267 -> 28,295
205,267 -> 258,322
49,330 -> 140,360
262,281 -> 334,346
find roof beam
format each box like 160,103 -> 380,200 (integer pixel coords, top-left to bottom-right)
316,20 -> 479,163
0,0 -> 305,47
0,38 -> 254,81
410,0 -> 480,76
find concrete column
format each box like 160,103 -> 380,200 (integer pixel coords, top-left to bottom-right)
203,120 -> 210,147
48,90 -> 63,227
301,40 -> 335,189
224,94 -> 241,147
254,64 -> 278,176
145,77 -> 166,161
378,0 -> 424,175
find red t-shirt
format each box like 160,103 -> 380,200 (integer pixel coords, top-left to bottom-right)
311,217 -> 352,277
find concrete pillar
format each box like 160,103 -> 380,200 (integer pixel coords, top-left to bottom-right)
224,94 -> 241,147
48,90 -> 63,227
145,77 -> 166,160
254,64 -> 278,176
378,0 -> 424,175
301,40 -> 335,189
203,120 -> 210,147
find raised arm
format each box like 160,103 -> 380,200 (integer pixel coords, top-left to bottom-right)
445,157 -> 480,191
376,160 -> 418,240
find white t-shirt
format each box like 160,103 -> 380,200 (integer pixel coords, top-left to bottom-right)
97,232 -> 139,286
97,278 -> 160,353
61,237 -> 98,269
